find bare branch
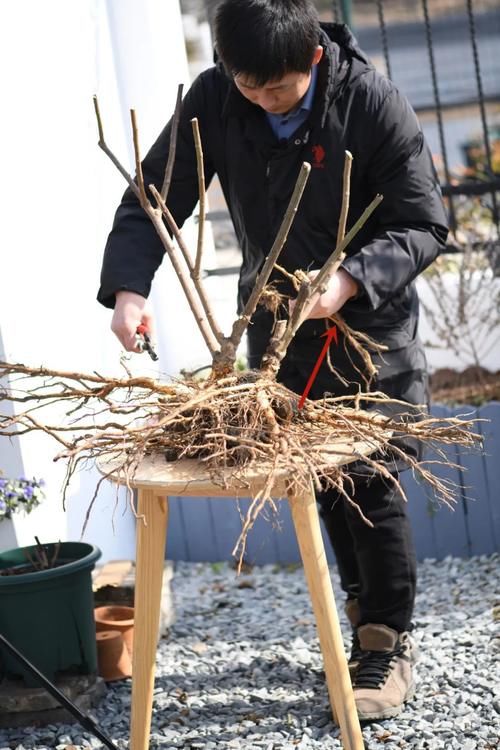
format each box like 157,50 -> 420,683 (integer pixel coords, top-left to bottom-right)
149,184 -> 224,345
306,195 -> 383,318
161,83 -> 184,202
130,109 -> 148,208
93,96 -> 140,199
145,204 -> 221,355
261,151 -> 383,374
93,95 -> 220,357
149,185 -> 195,271
336,150 -> 353,249
228,162 -> 311,352
191,117 -> 206,278
93,94 -> 104,143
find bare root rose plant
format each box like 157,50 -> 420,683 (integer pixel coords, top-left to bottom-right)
0,89 -> 481,562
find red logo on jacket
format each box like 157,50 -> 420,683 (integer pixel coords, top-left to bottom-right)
311,144 -> 325,168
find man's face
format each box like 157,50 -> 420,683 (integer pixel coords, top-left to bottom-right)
233,46 -> 323,116
234,70 -> 312,115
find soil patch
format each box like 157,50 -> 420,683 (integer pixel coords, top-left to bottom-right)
430,366 -> 500,405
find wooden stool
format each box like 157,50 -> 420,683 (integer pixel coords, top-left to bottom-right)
102,438 -> 374,750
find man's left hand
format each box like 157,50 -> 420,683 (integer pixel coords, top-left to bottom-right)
289,268 -> 359,319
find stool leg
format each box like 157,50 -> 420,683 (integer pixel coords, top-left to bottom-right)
130,489 -> 169,750
288,484 -> 364,750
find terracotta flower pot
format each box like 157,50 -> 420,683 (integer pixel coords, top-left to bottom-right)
96,630 -> 132,681
94,605 -> 134,656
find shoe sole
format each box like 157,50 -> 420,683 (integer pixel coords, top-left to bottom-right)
355,680 -> 416,722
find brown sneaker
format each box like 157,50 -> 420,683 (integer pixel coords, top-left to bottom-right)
352,623 -> 416,721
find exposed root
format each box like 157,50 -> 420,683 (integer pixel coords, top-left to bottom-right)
259,283 -> 287,318
0,361 -> 482,569
331,314 -> 387,386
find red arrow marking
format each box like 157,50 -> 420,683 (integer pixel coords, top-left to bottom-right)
298,325 -> 338,410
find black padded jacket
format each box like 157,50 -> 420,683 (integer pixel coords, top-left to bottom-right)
98,23 -> 448,408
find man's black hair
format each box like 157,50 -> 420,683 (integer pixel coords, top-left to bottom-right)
215,0 -> 321,86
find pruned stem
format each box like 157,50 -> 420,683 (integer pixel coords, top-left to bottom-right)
146,206 -> 220,355
94,94 -> 221,358
93,95 -> 104,143
227,162 -> 311,353
306,192 -> 383,314
191,117 -> 206,278
149,184 -> 224,345
130,109 -> 148,208
161,83 -> 184,203
336,150 -> 353,250
93,95 -> 140,198
326,150 -> 353,377
149,185 -> 194,271
261,149 -> 383,375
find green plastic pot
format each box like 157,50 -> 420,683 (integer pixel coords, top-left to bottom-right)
0,541 -> 101,686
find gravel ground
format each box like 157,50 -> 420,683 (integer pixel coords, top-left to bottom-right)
1,554 -> 498,750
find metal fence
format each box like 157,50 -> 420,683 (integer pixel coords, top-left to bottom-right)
202,0 -> 500,244
332,0 -> 500,234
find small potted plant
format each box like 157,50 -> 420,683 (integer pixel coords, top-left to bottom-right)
0,472 -> 45,522
0,474 -> 101,687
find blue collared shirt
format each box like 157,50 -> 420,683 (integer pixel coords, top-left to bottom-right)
266,64 -> 318,140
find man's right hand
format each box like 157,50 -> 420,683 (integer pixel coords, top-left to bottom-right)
111,291 -> 155,353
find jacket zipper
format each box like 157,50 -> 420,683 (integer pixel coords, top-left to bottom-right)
265,160 -> 272,241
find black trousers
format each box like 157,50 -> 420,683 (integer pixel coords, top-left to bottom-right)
248,319 -> 424,634
317,476 -> 416,632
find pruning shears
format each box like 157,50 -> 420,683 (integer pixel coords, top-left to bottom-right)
136,324 -> 158,361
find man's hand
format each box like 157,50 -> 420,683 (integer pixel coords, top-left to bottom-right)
111,291 -> 155,352
289,268 -> 359,320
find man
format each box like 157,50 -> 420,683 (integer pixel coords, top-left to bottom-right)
98,0 -> 448,720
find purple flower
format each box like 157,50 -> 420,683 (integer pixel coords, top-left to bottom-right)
0,474 -> 44,520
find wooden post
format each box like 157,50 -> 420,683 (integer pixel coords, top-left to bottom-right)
130,489 -> 169,750
288,484 -> 364,750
